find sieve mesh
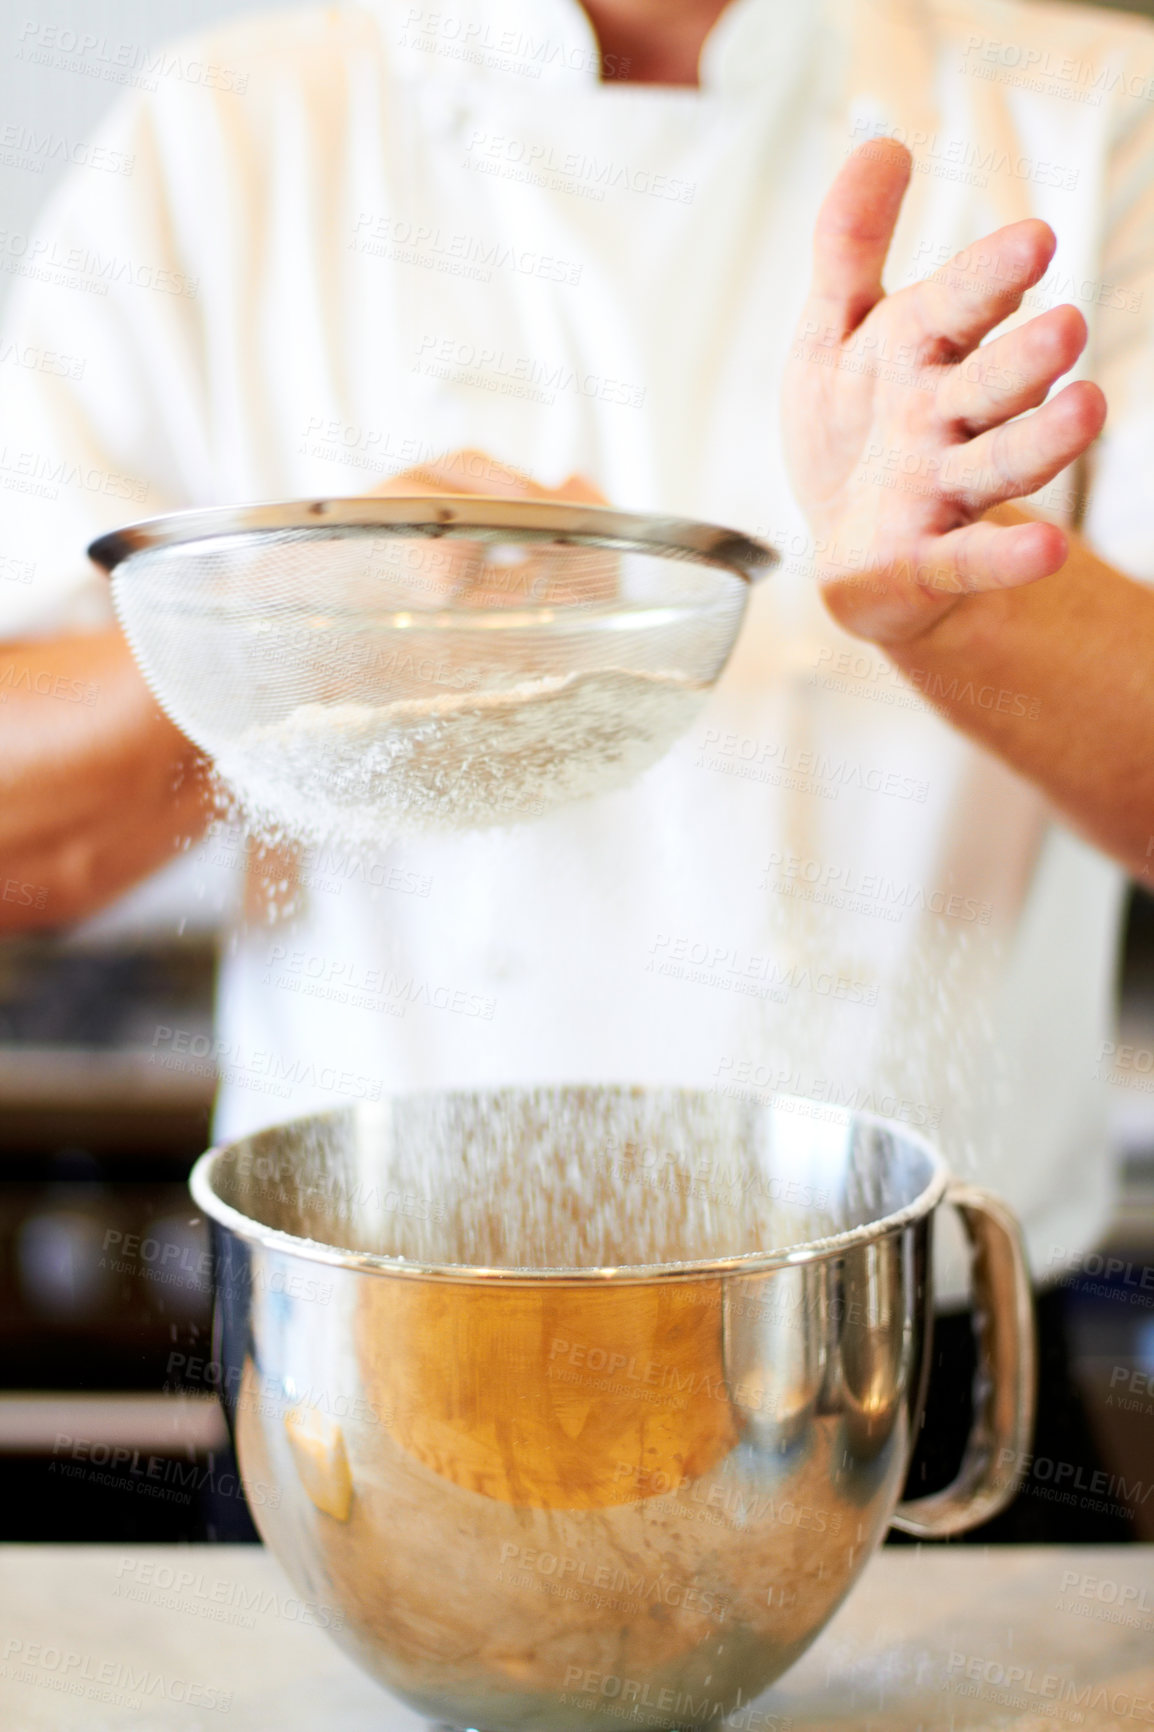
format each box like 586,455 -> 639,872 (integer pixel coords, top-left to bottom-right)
95,501 -> 775,845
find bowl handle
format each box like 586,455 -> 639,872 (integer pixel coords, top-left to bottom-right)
890,1182 -> 1036,1538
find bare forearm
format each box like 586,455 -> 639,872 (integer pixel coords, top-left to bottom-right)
886,518 -> 1154,877
0,630 -> 209,928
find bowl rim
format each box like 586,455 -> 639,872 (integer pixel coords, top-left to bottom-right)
188,1092 -> 952,1286
88,496 -> 778,586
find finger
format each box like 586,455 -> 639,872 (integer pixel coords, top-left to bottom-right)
493,471 -> 615,604
936,304 -> 1089,434
462,472 -> 616,605
369,449 -> 561,601
462,549 -> 618,607
807,138 -> 912,334
818,514 -> 1067,643
370,452 -> 615,606
370,448 -> 550,499
906,220 -> 1055,362
554,471 -> 610,505
371,451 -> 609,504
368,459 -> 492,598
938,379 -> 1107,509
911,516 -> 1069,599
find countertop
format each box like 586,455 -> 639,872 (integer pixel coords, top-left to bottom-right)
0,1545 -> 1151,1729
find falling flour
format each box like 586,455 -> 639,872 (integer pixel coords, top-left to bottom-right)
226,1086 -> 851,1270
216,666 -> 706,846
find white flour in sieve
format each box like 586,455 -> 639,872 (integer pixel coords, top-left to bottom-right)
216,666 -> 706,846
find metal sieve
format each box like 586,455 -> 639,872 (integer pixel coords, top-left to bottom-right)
90,497 -> 777,844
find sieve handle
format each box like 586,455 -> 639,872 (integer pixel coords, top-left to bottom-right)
890,1182 -> 1036,1539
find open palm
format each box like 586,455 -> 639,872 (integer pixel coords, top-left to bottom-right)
783,140 -> 1107,646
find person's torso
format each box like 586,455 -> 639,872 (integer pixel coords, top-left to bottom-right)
73,0 -> 1133,1278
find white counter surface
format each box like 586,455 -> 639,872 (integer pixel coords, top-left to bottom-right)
1,1544 -> 1152,1729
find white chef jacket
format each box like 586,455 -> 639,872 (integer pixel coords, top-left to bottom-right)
2,0 -> 1153,1298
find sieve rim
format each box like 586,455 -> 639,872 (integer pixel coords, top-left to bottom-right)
88,496 -> 778,586
188,1093 -> 950,1287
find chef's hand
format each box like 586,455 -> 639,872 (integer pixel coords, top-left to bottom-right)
783,139 -> 1107,646
369,450 -> 614,604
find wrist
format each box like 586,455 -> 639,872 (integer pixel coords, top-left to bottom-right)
883,583 -> 1018,683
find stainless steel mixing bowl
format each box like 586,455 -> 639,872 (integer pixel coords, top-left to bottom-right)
190,1086 -> 1034,1730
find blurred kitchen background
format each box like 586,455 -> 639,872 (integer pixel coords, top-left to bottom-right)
2,0 -> 1154,1544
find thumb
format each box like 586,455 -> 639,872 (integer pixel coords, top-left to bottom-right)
554,471 -> 610,506
808,137 -> 912,335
